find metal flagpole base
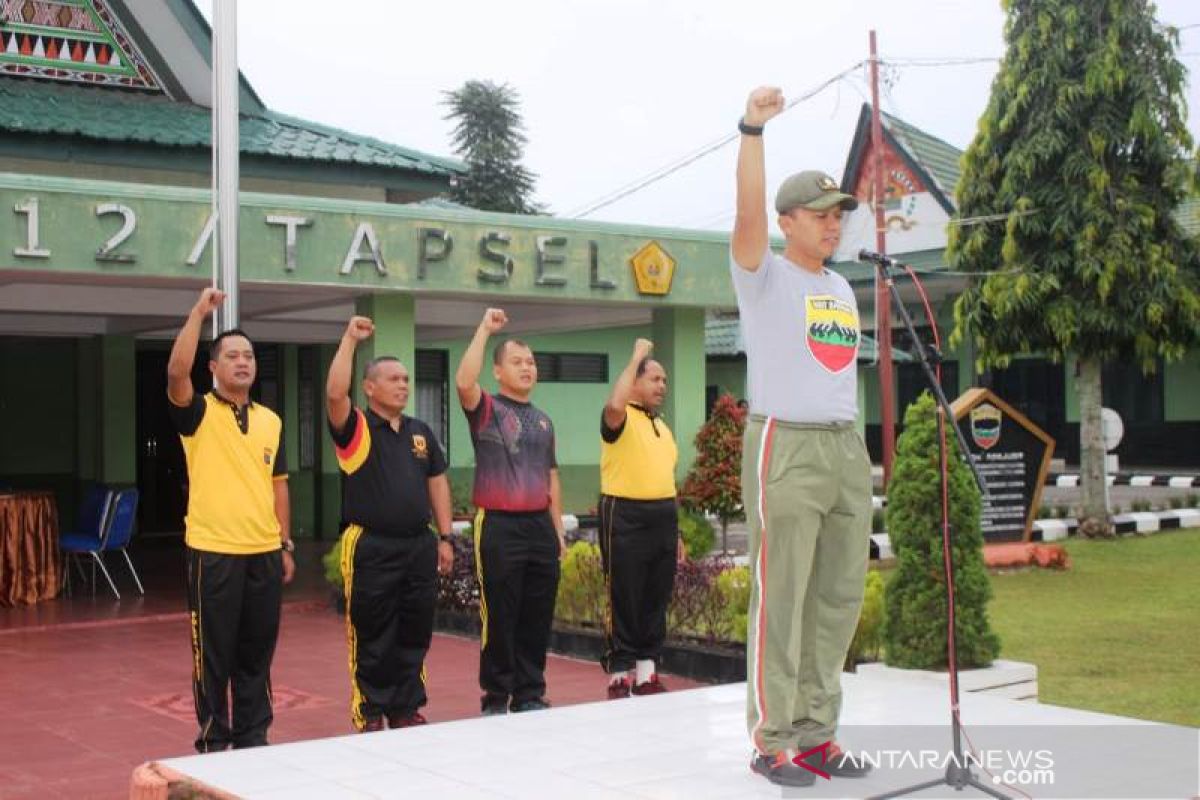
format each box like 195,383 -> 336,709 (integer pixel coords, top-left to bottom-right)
870,765 -> 1013,799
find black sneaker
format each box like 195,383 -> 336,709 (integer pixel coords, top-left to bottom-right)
481,694 -> 508,716
510,697 -> 551,713
796,742 -> 873,778
750,751 -> 817,787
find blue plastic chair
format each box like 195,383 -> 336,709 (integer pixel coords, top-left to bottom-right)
60,485 -> 114,594
60,487 -> 142,599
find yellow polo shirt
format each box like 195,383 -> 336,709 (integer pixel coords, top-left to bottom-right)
170,392 -> 286,554
600,403 -> 677,500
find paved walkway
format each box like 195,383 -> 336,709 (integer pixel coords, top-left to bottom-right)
0,540 -> 699,799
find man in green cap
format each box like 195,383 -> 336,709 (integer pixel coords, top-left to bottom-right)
731,85 -> 874,788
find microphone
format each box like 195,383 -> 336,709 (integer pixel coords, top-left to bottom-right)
857,248 -> 901,268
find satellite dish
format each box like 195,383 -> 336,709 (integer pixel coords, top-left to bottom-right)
1101,407 -> 1124,452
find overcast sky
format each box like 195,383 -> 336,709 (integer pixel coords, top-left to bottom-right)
195,1 -> 1200,230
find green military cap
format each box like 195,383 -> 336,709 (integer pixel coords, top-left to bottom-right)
775,170 -> 859,213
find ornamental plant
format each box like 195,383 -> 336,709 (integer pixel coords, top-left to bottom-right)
883,392 -> 1000,669
680,393 -> 746,553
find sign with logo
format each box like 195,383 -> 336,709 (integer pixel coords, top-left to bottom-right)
804,295 -> 859,373
0,176 -> 733,308
629,241 -> 676,296
952,388 -> 1056,543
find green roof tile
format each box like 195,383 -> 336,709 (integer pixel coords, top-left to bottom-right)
882,111 -> 964,203
0,77 -> 464,178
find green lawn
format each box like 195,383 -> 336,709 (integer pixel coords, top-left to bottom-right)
986,527 -> 1200,726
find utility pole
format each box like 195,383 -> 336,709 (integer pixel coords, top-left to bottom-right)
869,30 -> 896,486
212,0 -> 240,331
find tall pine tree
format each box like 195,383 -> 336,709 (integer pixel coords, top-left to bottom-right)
948,0 -> 1200,536
442,80 -> 542,214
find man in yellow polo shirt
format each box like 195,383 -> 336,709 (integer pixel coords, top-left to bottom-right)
599,338 -> 684,699
167,287 -> 295,753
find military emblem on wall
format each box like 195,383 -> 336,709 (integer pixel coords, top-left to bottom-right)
629,241 -> 676,296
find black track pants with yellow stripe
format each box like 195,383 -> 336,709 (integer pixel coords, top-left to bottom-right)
474,510 -> 561,708
186,547 -> 283,753
341,526 -> 437,730
597,495 -> 678,674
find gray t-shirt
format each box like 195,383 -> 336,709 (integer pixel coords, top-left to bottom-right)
731,249 -> 860,423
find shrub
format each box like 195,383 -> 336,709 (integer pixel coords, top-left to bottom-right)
846,570 -> 886,670
555,541 -> 606,626
883,392 -> 1000,669
1130,498 -> 1152,513
678,509 -> 716,560
437,532 -> 478,611
871,507 -> 887,533
1037,504 -> 1052,520
1168,496 -> 1184,510
322,534 -> 344,589
716,565 -> 751,643
450,479 -> 474,518
1054,504 -> 1071,519
680,394 -> 746,552
668,555 -> 737,644
1186,492 -> 1199,508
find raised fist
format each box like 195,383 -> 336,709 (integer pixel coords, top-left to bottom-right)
744,86 -> 784,128
633,338 -> 654,360
480,308 -> 508,334
345,316 -> 374,341
194,287 -> 226,317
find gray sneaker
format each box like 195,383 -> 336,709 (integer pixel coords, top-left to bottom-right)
796,743 -> 873,778
750,752 -> 817,787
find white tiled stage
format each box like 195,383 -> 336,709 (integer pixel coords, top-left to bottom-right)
158,675 -> 1199,799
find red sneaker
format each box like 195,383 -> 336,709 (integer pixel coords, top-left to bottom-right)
387,712 -> 427,728
631,674 -> 668,695
606,677 -> 631,699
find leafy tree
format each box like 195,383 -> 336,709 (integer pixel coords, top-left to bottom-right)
442,80 -> 542,214
883,393 -> 999,669
948,0 -> 1200,537
680,393 -> 745,554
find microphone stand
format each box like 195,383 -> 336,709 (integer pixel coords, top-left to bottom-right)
863,253 -> 1005,800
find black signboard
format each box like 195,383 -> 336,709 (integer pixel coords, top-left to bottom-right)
950,388 -> 1056,543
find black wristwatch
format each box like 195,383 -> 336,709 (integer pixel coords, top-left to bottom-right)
738,118 -> 764,136
280,539 -> 295,554
437,533 -> 453,544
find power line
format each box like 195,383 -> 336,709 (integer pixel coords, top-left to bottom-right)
881,56 -> 1002,67
568,60 -> 866,219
